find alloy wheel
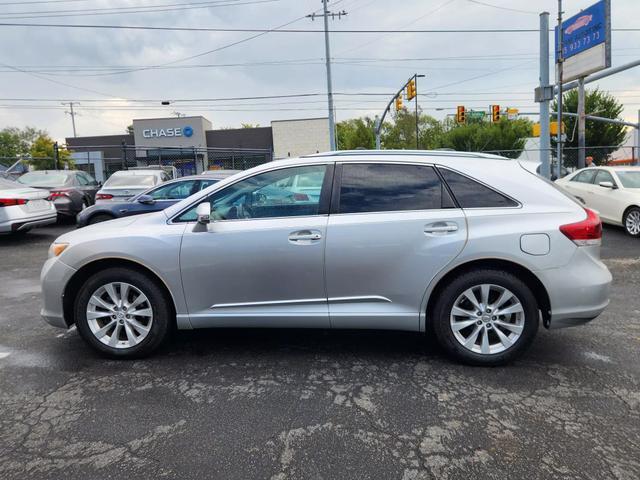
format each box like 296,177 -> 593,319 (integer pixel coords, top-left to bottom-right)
626,210 -> 640,235
449,283 -> 524,355
86,282 -> 153,349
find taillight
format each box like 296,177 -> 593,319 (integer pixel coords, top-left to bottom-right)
95,193 -> 113,200
0,198 -> 27,207
559,208 -> 602,246
49,191 -> 70,200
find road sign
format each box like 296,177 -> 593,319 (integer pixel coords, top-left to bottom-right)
555,0 -> 611,82
507,108 -> 519,120
467,110 -> 485,120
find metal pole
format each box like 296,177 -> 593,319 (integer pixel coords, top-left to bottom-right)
70,102 -> 77,137
414,74 -> 419,149
539,12 -> 551,179
577,78 -> 586,169
556,0 -> 564,179
322,0 -> 336,151
374,116 -> 381,149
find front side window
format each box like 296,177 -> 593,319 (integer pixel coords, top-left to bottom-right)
336,163 -> 452,214
176,165 -> 328,222
571,170 -> 597,184
149,180 -> 198,200
438,168 -> 518,208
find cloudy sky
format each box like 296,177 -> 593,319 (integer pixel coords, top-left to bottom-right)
0,0 -> 638,143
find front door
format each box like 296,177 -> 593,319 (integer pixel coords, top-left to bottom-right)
325,162 -> 467,331
178,163 -> 333,328
589,169 -> 620,223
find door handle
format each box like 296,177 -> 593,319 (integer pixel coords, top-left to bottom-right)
288,230 -> 322,242
424,222 -> 458,235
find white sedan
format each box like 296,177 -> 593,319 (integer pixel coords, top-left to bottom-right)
555,166 -> 640,236
0,177 -> 57,234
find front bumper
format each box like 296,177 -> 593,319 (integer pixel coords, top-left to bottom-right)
538,246 -> 612,329
40,256 -> 77,328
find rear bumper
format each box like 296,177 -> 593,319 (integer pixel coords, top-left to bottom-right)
53,197 -> 76,216
0,211 -> 57,233
537,247 -> 612,329
40,257 -> 77,328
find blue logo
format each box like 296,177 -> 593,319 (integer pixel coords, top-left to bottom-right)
183,126 -> 194,137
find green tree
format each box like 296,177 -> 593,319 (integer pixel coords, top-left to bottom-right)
241,123 -> 260,128
437,118 -> 532,159
381,109 -> 444,150
551,88 -> 627,166
29,134 -> 72,170
0,126 -> 45,159
126,124 -> 134,135
336,117 -> 376,150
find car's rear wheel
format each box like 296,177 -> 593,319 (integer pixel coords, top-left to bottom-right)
623,207 -> 640,237
88,213 -> 114,225
74,268 -> 172,358
432,269 -> 539,366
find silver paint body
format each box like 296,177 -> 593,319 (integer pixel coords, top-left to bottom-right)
0,180 -> 57,233
41,151 -> 612,332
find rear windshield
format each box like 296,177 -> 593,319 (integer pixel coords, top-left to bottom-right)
616,171 -> 640,188
18,172 -> 69,186
104,175 -> 157,188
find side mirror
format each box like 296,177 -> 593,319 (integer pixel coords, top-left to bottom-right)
196,202 -> 211,224
137,194 -> 155,205
598,181 -> 616,189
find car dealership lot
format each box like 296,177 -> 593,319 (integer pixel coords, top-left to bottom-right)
1,224 -> 639,479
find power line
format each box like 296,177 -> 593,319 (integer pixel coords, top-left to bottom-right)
466,0 -> 537,15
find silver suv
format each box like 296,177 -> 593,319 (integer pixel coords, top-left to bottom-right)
41,151 -> 612,365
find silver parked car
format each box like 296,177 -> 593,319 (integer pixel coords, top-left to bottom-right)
41,151 -> 612,365
0,177 -> 57,233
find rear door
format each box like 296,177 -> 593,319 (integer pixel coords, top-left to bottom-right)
562,169 -> 597,206
324,162 -> 467,331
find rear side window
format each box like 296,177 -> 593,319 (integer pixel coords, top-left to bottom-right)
438,168 -> 518,208
571,170 -> 597,184
337,163 -> 454,214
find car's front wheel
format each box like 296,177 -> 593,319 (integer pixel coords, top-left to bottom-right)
74,267 -> 172,358
432,269 -> 539,366
623,206 -> 640,237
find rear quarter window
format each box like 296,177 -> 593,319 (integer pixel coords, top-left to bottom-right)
438,168 -> 518,208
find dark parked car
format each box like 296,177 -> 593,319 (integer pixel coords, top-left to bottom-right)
76,170 -> 240,227
17,170 -> 100,218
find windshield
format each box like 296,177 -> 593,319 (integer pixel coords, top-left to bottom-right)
616,171 -> 640,188
18,171 -> 69,187
104,175 -> 156,188
0,178 -> 21,189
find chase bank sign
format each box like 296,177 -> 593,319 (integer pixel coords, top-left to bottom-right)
142,125 -> 194,138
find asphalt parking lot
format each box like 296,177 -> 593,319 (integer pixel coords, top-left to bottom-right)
1,222 -> 639,480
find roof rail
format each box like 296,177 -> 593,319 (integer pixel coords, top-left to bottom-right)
302,149 -> 509,160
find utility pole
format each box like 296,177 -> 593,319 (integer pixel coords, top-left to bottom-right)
62,101 -> 79,137
577,78 -> 586,168
308,1 -> 347,151
536,12 -> 551,179
555,0 -> 564,180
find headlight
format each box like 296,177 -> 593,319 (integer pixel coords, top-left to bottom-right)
48,242 -> 69,258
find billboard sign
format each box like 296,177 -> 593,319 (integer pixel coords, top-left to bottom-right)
555,0 -> 611,82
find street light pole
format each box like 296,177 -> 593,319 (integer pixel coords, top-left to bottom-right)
556,0 -> 564,179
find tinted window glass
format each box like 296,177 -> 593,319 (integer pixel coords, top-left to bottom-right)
199,179 -> 219,190
338,164 -> 451,214
571,170 -> 597,184
594,170 -> 615,185
439,168 -> 518,208
176,165 -> 327,222
150,180 -> 198,200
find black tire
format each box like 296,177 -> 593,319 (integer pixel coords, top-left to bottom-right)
88,213 -> 115,225
431,269 -> 539,366
74,267 -> 172,359
623,206 -> 640,237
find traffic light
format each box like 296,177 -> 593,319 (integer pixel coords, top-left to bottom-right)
456,105 -> 466,124
491,104 -> 501,122
407,79 -> 416,101
395,93 -> 404,111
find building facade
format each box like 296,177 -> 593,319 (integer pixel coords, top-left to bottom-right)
66,116 -> 329,180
